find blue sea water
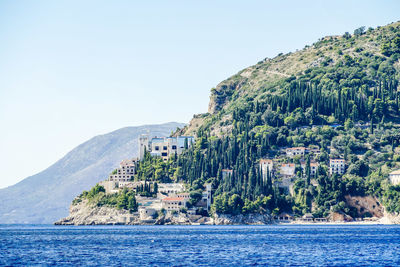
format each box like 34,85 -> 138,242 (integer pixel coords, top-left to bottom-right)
1,225 -> 400,266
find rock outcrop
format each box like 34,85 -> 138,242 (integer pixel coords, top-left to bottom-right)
213,213 -> 273,225
378,211 -> 400,224
55,200 -> 140,225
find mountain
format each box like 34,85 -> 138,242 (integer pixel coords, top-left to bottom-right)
0,122 -> 184,224
181,21 -> 400,136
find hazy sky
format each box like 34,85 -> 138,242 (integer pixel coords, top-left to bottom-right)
1,0 -> 399,189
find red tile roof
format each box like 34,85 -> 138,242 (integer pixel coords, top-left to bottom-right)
281,163 -> 295,167
162,197 -> 185,202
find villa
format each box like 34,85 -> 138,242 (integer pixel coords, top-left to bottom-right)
162,197 -> 188,211
158,183 -> 185,195
139,134 -> 195,161
285,147 -> 307,158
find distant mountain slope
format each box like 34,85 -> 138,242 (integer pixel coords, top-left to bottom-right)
0,122 -> 184,224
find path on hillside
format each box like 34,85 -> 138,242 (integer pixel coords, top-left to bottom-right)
265,70 -> 291,77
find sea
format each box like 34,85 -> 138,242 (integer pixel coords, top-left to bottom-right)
1,224 -> 400,266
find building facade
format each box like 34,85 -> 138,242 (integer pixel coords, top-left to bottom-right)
109,159 -> 136,182
162,197 -> 187,211
286,147 -> 307,158
389,170 -> 400,185
329,159 -> 346,175
158,183 -> 185,195
300,161 -> 319,176
139,135 -> 195,161
281,163 -> 296,177
260,159 -> 274,180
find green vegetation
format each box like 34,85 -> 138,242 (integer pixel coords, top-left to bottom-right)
135,22 -> 400,218
79,22 -> 400,219
135,181 -> 158,197
73,185 -> 138,213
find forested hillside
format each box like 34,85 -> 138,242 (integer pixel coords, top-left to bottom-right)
135,21 -> 400,219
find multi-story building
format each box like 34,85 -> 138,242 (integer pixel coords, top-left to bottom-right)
281,163 -> 296,177
162,197 -> 188,211
329,159 -> 346,175
300,161 -> 319,176
389,170 -> 400,185
286,147 -> 307,158
139,134 -> 195,161
195,184 -> 212,210
176,192 -> 191,200
109,159 -> 136,182
259,159 -> 274,180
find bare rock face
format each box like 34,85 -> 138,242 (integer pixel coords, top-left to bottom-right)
54,200 -> 139,225
379,211 -> 400,224
208,78 -> 248,114
213,213 -> 272,225
345,195 -> 384,218
155,212 -> 213,225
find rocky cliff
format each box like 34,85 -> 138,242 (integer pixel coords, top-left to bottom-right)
55,199 -> 140,225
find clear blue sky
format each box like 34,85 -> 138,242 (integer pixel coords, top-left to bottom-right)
0,0 -> 399,189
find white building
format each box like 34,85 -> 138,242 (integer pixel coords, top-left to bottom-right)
329,159 -> 346,175
286,147 -> 307,158
300,161 -> 319,176
389,170 -> 400,185
260,159 -> 274,180
109,159 -> 136,182
281,163 -> 296,177
162,197 -> 188,211
158,183 -> 185,195
176,192 -> 191,200
196,184 -> 212,210
139,134 -> 195,161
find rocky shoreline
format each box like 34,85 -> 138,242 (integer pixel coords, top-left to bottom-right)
54,200 -> 275,226
55,200 -> 400,226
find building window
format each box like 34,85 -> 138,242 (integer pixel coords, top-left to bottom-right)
155,146 -> 159,151
162,152 -> 168,157
163,146 -> 167,150
172,145 -> 177,150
